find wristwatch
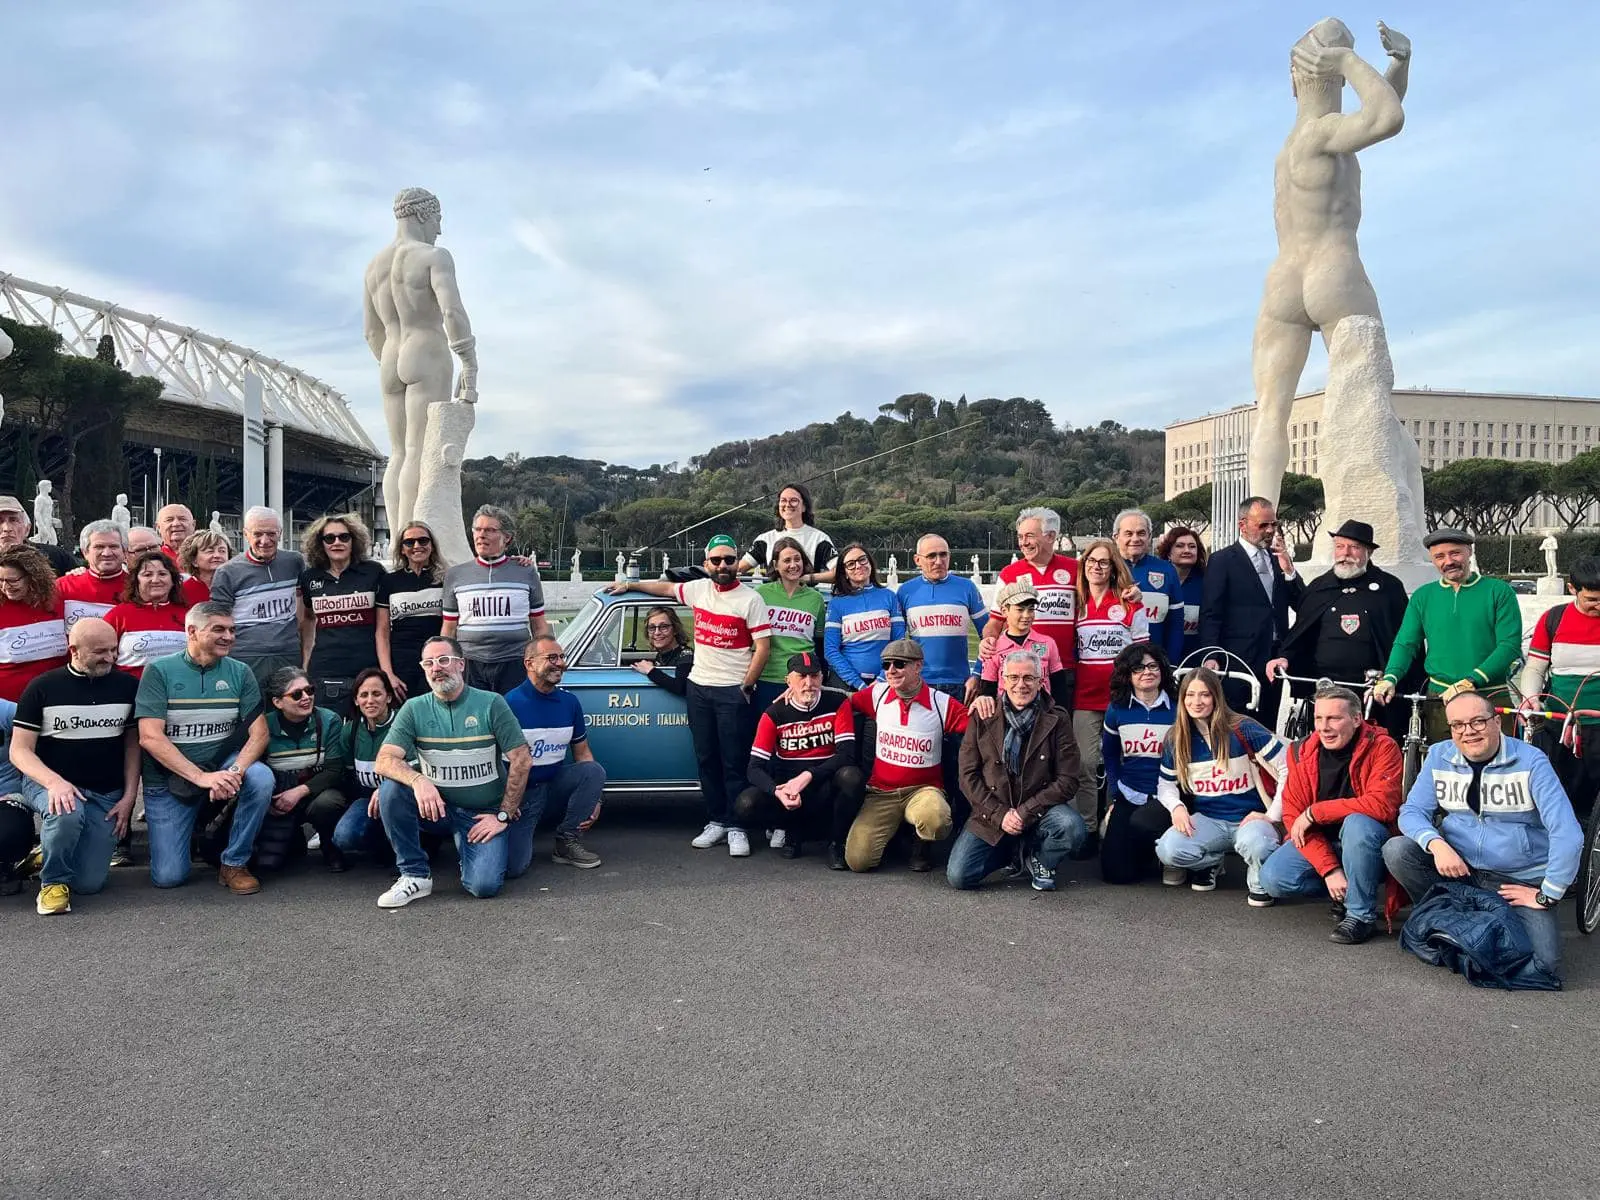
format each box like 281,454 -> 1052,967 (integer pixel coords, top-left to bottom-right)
495,809 -> 511,824
1534,890 -> 1558,909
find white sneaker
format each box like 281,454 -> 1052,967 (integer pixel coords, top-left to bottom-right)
377,874 -> 433,909
306,833 -> 322,851
727,829 -> 751,857
691,822 -> 728,849
1161,865 -> 1187,887
768,828 -> 787,850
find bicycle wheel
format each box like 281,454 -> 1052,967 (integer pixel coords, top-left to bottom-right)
1578,800 -> 1600,935
1402,739 -> 1423,795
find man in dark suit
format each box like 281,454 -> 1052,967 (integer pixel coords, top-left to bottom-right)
1199,496 -> 1305,724
1266,519 -> 1413,741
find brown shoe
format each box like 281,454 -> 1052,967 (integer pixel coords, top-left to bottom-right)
219,865 -> 261,895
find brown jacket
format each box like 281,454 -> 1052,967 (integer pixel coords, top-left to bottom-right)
958,696 -> 1081,845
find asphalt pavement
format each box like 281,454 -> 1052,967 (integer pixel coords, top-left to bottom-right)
6,797 -> 1599,1200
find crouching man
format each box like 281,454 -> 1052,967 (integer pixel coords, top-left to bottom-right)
1383,691 -> 1582,980
372,635 -> 532,907
1258,686 -> 1401,943
135,601 -> 274,894
733,652 -> 857,864
951,650 -> 1084,891
11,617 -> 140,914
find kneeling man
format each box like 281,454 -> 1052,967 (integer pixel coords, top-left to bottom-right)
734,652 -> 855,863
950,651 -> 1084,891
1383,691 -> 1582,980
837,639 -> 969,873
1259,686 -> 1400,943
11,618 -> 140,914
373,635 -> 532,907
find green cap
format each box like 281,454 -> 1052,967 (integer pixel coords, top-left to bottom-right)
706,534 -> 737,554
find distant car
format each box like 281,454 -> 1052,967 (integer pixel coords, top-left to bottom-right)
554,589 -> 699,793
1510,578 -> 1536,595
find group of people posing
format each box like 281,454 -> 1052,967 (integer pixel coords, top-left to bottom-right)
0,484 -> 1588,986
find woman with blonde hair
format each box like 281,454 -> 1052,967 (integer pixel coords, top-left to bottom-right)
1069,538 -> 1149,846
178,529 -> 232,605
1154,667 -> 1287,903
376,520 -> 444,700
297,512 -> 384,711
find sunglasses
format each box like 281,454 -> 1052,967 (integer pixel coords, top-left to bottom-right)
707,555 -> 737,566
401,536 -> 432,547
882,659 -> 914,670
283,686 -> 315,701
1132,662 -> 1161,675
321,531 -> 352,544
646,623 -> 674,633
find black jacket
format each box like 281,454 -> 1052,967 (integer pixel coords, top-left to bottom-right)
1199,541 -> 1305,671
1400,881 -> 1562,991
1278,563 -> 1411,682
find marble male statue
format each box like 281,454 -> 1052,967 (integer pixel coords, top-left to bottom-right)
111,494 -> 131,535
210,510 -> 225,535
363,187 -> 478,541
31,480 -> 60,546
1542,533 -> 1559,578
1248,18 -> 1410,507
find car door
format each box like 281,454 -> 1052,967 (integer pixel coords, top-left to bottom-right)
559,596 -> 698,791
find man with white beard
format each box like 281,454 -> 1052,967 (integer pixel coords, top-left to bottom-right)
1266,520 -> 1411,740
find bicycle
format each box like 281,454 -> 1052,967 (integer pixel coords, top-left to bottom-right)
1271,668 -> 1379,741
1493,695 -> 1600,936
1176,646 -> 1261,714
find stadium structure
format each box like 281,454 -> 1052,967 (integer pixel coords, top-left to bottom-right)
0,273 -> 384,536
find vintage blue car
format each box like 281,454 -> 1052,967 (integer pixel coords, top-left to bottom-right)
554,589 -> 700,792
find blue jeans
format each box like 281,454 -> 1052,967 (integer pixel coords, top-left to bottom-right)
505,760 -> 607,879
332,792 -> 387,855
946,806 -> 1087,890
1259,812 -> 1389,922
146,759 -> 275,887
377,779 -> 508,898
1155,811 -> 1280,891
21,780 -> 124,892
1382,836 -> 1565,977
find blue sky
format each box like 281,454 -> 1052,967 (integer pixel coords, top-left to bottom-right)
1,1 -> 1593,467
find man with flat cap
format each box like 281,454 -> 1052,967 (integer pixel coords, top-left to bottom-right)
1266,519 -> 1412,740
1373,528 -> 1521,743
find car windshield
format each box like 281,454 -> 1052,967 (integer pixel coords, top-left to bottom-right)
557,597 -> 603,654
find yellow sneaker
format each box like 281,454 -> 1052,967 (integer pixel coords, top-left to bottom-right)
23,846 -> 43,878
36,883 -> 71,915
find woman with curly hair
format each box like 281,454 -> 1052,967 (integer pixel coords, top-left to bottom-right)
1100,643 -> 1178,884
1156,525 -> 1207,663
297,512 -> 384,712
0,545 -> 66,700
178,529 -> 232,605
376,521 -> 444,700
105,550 -> 190,677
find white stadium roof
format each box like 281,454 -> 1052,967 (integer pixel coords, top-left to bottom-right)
0,272 -> 378,455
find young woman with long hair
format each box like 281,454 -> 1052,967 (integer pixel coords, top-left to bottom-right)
377,521 -> 445,701
1100,643 -> 1178,884
738,483 -> 837,583
1154,667 -> 1287,903
753,536 -> 826,711
823,543 -> 903,690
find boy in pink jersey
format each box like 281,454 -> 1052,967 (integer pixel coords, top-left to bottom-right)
977,580 -> 1071,707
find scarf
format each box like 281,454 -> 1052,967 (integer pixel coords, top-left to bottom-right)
1001,694 -> 1042,775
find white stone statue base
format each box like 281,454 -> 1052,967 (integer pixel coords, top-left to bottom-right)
1537,576 -> 1565,596
410,401 -> 474,568
1316,315 -> 1428,569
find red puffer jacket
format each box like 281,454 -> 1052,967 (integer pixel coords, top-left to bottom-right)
1280,722 -> 1403,877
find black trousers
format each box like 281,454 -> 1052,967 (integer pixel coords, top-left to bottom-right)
1534,726 -> 1600,818
1100,797 -> 1172,885
733,770 -> 865,844
252,787 -> 350,871
466,657 -> 527,696
0,801 -> 34,876
687,682 -> 757,827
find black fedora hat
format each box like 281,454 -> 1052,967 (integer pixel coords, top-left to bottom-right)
1327,519 -> 1378,550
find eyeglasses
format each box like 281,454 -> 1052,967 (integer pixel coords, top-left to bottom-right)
882,659 -> 913,670
707,555 -> 737,566
1132,663 -> 1162,675
1448,716 -> 1495,734
321,531 -> 352,544
1084,557 -> 1112,567
401,536 -> 432,548
0,575 -> 25,586
843,557 -> 871,569
419,655 -> 463,669
283,686 -> 315,701
528,653 -> 566,664
646,623 -> 674,634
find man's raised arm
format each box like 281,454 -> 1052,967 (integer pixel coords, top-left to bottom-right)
1299,42 -> 1404,155
1378,21 -> 1410,102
